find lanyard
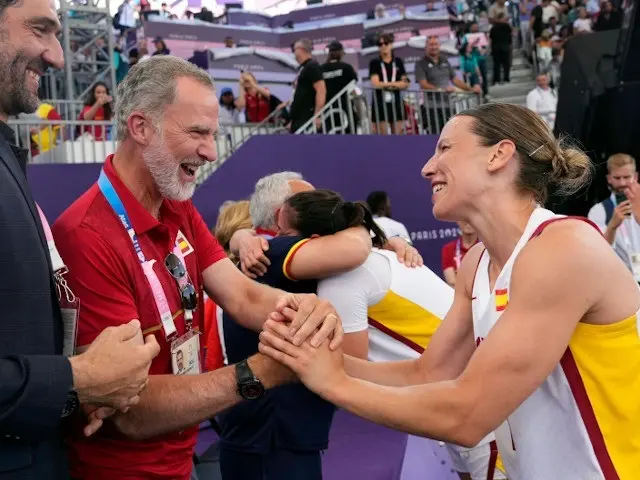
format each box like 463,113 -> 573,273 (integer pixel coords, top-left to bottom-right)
36,204 -> 76,304
98,170 -> 190,340
380,59 -> 397,84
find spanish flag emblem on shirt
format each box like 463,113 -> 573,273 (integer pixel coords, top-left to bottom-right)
495,288 -> 509,312
176,230 -> 194,257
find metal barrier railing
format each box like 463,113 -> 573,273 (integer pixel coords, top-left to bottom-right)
296,85 -> 482,136
6,119 -> 283,183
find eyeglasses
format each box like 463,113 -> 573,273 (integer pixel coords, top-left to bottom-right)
165,253 -> 198,312
378,41 -> 390,47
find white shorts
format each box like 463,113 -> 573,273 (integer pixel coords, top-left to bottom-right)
445,442 -> 507,480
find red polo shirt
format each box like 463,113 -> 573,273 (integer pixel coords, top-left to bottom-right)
53,156 -> 226,480
441,237 -> 477,273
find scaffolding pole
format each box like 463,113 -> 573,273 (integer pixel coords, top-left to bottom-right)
55,0 -> 117,112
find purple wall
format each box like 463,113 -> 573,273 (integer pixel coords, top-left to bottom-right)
27,135 -> 455,275
192,135 -> 456,274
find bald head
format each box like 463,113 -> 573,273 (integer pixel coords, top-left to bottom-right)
289,179 -> 314,194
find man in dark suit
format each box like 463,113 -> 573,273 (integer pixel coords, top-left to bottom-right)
0,0 -> 161,478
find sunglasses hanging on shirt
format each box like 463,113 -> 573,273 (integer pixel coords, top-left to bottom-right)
165,252 -> 198,323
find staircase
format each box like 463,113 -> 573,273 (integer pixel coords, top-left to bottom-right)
488,49 -> 536,106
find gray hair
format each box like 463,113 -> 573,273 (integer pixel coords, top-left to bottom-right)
115,56 -> 215,141
249,171 -> 304,229
295,38 -> 313,54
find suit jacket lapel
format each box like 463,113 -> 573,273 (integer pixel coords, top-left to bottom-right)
0,136 -> 54,272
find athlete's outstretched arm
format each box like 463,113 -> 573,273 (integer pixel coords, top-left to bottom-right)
260,221 -> 612,446
341,245 -> 483,387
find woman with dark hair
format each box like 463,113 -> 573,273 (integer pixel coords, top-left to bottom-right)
261,103 -> 640,479
369,33 -> 409,135
78,82 -> 113,140
218,190 -> 376,480
152,37 -> 171,56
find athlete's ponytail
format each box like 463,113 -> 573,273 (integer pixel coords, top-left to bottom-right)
285,189 -> 387,247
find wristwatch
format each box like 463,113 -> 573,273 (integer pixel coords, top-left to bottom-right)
61,390 -> 79,418
236,359 -> 265,400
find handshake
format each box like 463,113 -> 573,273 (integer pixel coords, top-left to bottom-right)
69,319 -> 160,436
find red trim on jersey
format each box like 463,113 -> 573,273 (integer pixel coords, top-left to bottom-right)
495,288 -> 508,295
530,215 -> 602,239
368,317 -> 425,354
486,440 -> 499,480
495,304 -> 507,312
560,349 -> 620,480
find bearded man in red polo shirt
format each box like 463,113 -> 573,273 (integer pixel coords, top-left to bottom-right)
53,56 -> 343,480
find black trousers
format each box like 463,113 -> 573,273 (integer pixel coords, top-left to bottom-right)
220,448 -> 323,480
492,47 -> 511,83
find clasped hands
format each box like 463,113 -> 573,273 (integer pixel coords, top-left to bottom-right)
259,294 -> 348,399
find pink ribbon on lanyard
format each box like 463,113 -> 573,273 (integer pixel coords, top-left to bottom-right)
36,204 -> 65,273
140,238 -> 192,341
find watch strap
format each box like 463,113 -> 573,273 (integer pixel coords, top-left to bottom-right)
235,359 -> 256,384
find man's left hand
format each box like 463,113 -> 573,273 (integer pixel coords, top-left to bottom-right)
385,237 -> 423,267
268,293 -> 344,350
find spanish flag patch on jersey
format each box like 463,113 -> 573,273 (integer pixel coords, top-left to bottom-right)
176,230 -> 194,257
495,288 -> 509,312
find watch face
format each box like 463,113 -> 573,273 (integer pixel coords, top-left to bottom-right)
240,381 -> 265,400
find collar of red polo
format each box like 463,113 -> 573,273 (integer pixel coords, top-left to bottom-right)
102,154 -> 182,236
255,227 -> 277,238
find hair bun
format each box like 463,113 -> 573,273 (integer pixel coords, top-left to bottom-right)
550,142 -> 593,195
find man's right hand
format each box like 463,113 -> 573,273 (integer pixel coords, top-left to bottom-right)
608,200 -> 632,230
70,320 -> 160,411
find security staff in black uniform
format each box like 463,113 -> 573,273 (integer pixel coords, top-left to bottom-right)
320,40 -> 358,134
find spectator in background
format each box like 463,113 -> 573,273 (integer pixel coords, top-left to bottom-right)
237,72 -> 275,123
546,16 -> 560,39
566,0 -> 579,24
366,191 -> 411,242
152,37 -> 171,55
441,221 -> 478,287
416,36 -> 479,133
445,0 -> 466,38
462,22 -> 489,96
218,87 -> 243,125
594,1 -> 622,30
459,42 -> 483,91
369,33 -> 409,135
526,71 -> 557,129
374,3 -> 388,18
115,0 -> 136,34
196,6 -> 215,22
529,1 -> 545,39
588,154 -> 640,280
184,10 -> 194,20
489,13 -> 512,84
321,40 -> 358,134
573,7 -> 593,33
160,2 -> 170,18
78,82 -> 113,140
541,0 -> 560,24
488,0 -> 509,23
224,36 -> 235,48
290,38 -> 326,132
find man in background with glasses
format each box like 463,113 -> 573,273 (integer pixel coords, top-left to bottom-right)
53,56 -> 344,480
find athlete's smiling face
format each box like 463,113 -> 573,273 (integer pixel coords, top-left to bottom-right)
421,116 -> 501,221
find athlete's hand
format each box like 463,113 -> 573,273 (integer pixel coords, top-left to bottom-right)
259,320 -> 346,397
608,200 -> 632,230
385,237 -> 423,268
238,234 -> 270,279
82,405 -> 116,437
267,293 -> 344,350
